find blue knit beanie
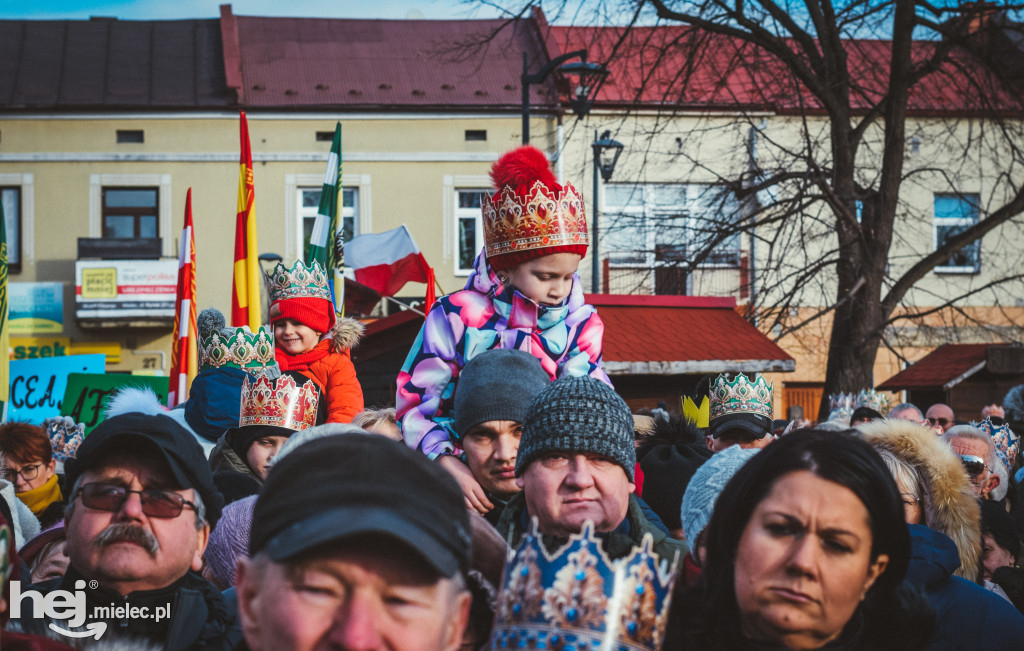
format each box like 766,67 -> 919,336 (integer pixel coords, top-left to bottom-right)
516,375 -> 635,480
680,445 -> 759,554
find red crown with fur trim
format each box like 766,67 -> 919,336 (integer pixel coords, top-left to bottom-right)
482,146 -> 588,270
239,373 -> 319,430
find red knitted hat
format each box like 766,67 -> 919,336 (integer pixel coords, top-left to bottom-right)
483,146 -> 588,272
271,296 -> 335,334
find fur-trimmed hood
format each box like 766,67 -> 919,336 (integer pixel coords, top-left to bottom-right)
857,418 -> 981,582
327,316 -> 363,353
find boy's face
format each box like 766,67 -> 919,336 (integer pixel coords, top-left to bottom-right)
503,252 -> 582,307
274,318 -> 322,354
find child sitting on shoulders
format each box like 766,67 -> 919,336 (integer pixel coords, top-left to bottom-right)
396,145 -> 610,505
268,259 -> 364,423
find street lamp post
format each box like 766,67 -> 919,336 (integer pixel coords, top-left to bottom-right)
591,130 -> 624,293
522,50 -> 607,145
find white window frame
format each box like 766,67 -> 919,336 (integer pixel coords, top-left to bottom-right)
89,174 -> 172,256
603,183 -> 742,270
285,174 -> 371,263
443,175 -> 491,277
0,173 -> 33,271
297,186 -> 359,260
933,192 -> 981,274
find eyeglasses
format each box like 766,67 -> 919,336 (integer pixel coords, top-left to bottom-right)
6,463 -> 41,482
959,455 -> 991,478
77,482 -> 196,519
928,417 -> 950,427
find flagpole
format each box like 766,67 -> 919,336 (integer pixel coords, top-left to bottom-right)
0,198 -> 8,418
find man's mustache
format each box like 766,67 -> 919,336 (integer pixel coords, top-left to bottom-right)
94,523 -> 160,557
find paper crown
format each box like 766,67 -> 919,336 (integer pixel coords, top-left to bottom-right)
490,521 -> 677,651
199,326 -> 276,371
827,392 -> 857,421
974,417 -> 1020,471
42,416 -> 85,463
709,373 -> 773,422
239,373 -> 319,430
267,259 -> 331,303
681,395 -> 709,428
855,389 -> 891,414
482,180 -> 589,260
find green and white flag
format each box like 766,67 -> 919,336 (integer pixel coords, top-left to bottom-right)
305,122 -> 344,314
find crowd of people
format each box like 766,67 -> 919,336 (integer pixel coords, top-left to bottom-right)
0,145 -> 1023,649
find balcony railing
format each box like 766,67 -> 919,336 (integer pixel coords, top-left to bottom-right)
601,252 -> 751,301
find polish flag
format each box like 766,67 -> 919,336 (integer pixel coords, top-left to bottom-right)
346,225 -> 435,308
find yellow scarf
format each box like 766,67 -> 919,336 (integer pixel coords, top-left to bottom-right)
16,472 -> 62,516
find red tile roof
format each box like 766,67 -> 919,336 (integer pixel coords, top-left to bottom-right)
550,25 -> 1023,116
232,14 -> 553,110
878,343 -> 991,390
587,294 -> 794,375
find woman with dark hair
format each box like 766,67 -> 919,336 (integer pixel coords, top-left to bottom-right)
666,429 -> 933,649
0,422 -> 64,529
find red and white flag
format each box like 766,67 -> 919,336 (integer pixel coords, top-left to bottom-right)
168,189 -> 198,406
346,225 -> 435,309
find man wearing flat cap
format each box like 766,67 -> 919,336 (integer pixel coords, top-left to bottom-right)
10,413 -> 239,650
496,375 -> 685,562
236,433 -> 472,651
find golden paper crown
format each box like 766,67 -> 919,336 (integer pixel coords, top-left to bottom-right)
482,181 -> 589,259
267,259 -> 331,303
681,396 -> 710,428
709,373 -> 774,421
239,373 -> 319,430
199,326 -> 276,371
491,521 -> 677,651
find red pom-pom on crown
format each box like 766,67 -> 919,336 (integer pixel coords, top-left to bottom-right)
490,145 -> 561,198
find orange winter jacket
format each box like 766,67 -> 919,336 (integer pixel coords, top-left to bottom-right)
276,318 -> 364,423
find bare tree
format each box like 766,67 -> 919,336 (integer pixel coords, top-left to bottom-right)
487,0 -> 1024,418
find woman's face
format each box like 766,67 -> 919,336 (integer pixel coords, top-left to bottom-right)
734,470 -> 889,650
981,533 -> 1016,581
5,456 -> 56,493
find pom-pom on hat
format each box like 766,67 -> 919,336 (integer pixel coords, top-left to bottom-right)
483,145 -> 588,271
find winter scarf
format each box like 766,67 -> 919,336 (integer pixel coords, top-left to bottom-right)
17,472 -> 61,516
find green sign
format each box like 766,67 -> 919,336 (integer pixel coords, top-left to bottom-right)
61,373 -> 169,433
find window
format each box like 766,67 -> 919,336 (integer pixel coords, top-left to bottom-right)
465,130 -> 487,141
934,193 -> 980,272
102,187 -> 158,239
1,187 -> 21,272
603,183 -> 742,268
116,130 -> 144,143
456,189 -> 488,273
299,187 -> 358,254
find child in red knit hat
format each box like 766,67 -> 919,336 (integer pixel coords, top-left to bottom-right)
267,260 -> 364,423
396,145 -> 610,513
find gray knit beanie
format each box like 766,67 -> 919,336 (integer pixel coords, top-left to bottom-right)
454,349 -> 551,439
680,445 -> 759,554
516,375 -> 635,480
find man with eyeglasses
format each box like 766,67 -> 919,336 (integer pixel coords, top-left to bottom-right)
9,413 -> 241,650
926,403 -> 956,433
943,425 -> 1001,499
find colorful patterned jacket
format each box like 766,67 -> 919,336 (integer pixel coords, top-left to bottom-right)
396,250 -> 610,459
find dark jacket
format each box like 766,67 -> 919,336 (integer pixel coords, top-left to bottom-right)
11,566 -> 241,651
208,435 -> 260,483
496,492 -> 685,564
905,523 -> 1024,650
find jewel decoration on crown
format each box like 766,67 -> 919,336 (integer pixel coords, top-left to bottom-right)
974,416 -> 1020,471
709,373 -> 773,421
490,520 -> 677,651
199,326 -> 276,371
855,389 -> 891,415
482,181 -> 588,259
267,259 -> 331,304
42,416 -> 85,463
239,373 -> 319,430
827,392 -> 857,421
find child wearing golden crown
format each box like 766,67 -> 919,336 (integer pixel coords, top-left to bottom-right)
397,145 -> 610,508
267,259 -> 365,423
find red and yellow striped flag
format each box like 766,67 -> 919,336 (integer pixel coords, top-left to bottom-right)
169,188 -> 198,407
231,111 -> 260,327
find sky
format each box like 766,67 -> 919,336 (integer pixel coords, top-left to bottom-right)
0,0 -> 507,21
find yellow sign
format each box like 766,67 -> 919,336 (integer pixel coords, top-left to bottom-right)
10,336 -> 71,360
80,268 -> 117,299
69,342 -> 122,365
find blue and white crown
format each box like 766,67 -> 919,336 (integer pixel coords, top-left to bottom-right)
490,521 -> 678,651
827,392 -> 857,422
